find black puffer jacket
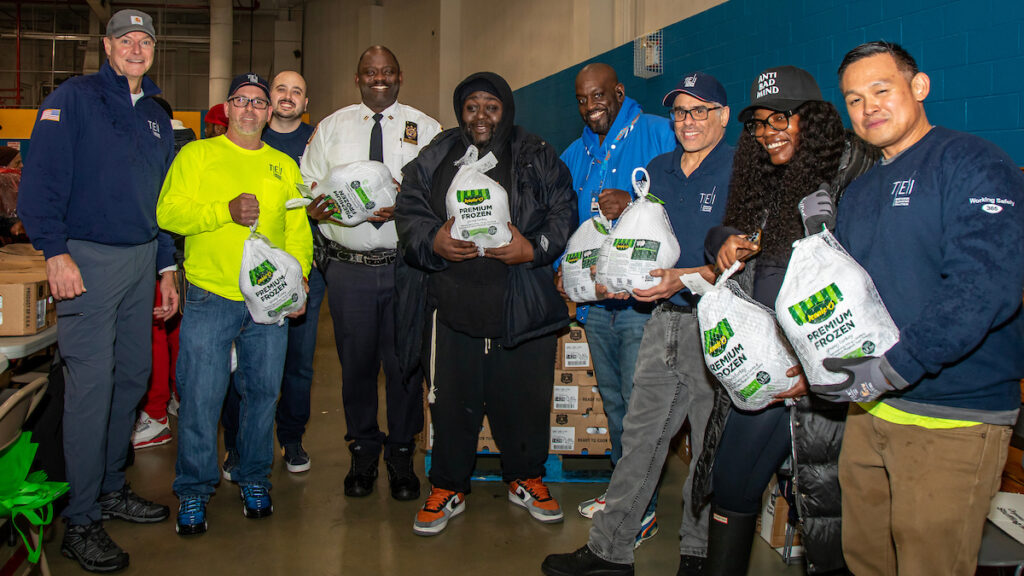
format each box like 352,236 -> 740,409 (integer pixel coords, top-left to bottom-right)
694,133 -> 878,575
394,72 -> 577,376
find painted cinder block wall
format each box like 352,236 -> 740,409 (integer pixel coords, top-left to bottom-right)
513,0 -> 1024,165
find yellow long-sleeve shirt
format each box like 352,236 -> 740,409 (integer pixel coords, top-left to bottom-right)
157,135 -> 312,301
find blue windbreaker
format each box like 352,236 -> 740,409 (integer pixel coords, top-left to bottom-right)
19,61 -> 175,269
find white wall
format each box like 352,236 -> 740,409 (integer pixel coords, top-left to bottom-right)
302,0 -> 726,127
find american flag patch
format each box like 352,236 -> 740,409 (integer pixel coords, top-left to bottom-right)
41,109 -> 60,122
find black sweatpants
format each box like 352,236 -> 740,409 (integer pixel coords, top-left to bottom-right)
427,318 -> 556,493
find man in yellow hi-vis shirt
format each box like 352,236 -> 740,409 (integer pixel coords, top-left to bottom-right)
156,72 -> 312,537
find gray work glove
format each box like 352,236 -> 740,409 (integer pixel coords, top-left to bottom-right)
815,355 -> 907,403
799,184 -> 835,236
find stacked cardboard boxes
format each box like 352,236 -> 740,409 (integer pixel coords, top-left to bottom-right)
550,326 -> 611,455
0,245 -> 56,337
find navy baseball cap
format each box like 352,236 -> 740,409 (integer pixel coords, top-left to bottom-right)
106,9 -> 156,40
228,73 -> 270,100
662,71 -> 728,107
738,66 -> 823,122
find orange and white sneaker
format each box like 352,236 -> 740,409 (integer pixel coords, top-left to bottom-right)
413,487 -> 465,536
509,477 -> 563,523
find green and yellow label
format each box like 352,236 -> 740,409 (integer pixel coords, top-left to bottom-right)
788,283 -> 844,326
738,378 -> 762,400
703,319 -> 734,357
350,180 -> 372,207
613,238 -> 634,251
457,188 -> 491,205
249,260 -> 277,287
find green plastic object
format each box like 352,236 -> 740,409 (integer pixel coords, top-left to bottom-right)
0,431 -> 69,563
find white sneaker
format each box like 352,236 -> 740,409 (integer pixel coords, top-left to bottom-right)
132,411 -> 172,449
578,492 -> 607,519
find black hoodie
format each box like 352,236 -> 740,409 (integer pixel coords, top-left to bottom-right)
394,72 -> 577,370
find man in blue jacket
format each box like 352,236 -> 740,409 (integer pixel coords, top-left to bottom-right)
558,63 -> 676,537
822,41 -> 1024,574
18,9 -> 176,573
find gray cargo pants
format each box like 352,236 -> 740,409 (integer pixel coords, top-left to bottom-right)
589,304 -> 716,563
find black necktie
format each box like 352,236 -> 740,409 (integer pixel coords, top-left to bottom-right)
370,113 -> 384,162
369,113 -> 384,228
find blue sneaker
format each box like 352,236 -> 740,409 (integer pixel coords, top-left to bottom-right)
176,496 -> 207,536
634,510 -> 658,549
240,485 -> 273,519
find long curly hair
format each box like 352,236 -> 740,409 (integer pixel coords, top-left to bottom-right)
723,100 -> 846,263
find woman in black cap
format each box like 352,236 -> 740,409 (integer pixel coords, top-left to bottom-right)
695,65 -> 878,575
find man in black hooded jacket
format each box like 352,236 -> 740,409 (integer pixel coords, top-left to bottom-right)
395,72 -> 577,536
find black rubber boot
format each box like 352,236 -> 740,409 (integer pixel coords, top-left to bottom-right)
704,506 -> 757,576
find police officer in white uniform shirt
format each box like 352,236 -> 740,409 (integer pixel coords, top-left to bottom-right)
300,45 -> 441,502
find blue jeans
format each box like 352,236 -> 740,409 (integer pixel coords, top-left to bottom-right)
585,306 -> 650,465
173,285 -> 287,497
222,266 -> 326,449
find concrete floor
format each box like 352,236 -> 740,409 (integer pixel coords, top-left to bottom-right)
42,304 -> 808,576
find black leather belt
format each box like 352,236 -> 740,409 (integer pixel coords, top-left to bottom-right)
325,244 -> 397,267
660,301 -> 695,315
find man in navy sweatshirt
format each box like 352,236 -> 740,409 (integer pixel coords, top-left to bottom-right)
820,41 -> 1024,575
17,9 -> 176,573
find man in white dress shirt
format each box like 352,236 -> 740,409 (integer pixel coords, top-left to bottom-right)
300,45 -> 441,501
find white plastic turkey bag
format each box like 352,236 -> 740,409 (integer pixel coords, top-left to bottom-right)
698,262 -> 800,411
561,215 -> 611,303
595,167 -> 680,295
446,146 -> 512,253
302,161 -> 397,226
775,229 -> 899,386
239,219 -> 306,325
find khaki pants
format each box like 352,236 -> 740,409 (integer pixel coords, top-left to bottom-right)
839,404 -> 1011,576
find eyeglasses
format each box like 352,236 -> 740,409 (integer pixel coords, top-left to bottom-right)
744,111 -> 794,137
670,105 -> 722,122
228,96 -> 270,110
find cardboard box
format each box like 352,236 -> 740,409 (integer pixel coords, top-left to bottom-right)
549,409 -> 612,455
556,325 -> 592,371
552,369 -> 601,414
758,477 -> 803,556
0,269 -> 55,336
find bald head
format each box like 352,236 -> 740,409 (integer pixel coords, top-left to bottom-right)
575,63 -> 625,139
577,63 -> 618,86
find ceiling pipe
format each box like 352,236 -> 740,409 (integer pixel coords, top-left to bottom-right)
208,0 -> 230,106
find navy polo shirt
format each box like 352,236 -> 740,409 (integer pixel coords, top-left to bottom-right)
645,140 -> 733,306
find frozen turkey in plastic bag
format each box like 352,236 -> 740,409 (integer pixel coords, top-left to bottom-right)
239,221 -> 306,325
306,160 -> 397,226
595,167 -> 680,295
561,214 -> 612,303
446,146 -> 512,253
775,229 -> 899,387
699,263 -> 800,411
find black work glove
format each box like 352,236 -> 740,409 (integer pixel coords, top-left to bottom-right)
799,184 -> 835,236
815,355 -> 906,403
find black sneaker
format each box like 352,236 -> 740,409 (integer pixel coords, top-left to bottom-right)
61,522 -> 130,573
344,444 -> 378,497
541,545 -> 634,576
98,483 -> 169,524
385,446 -> 420,501
283,442 -> 311,473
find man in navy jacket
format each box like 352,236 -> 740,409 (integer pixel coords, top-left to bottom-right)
823,41 -> 1024,575
18,9 -> 176,573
